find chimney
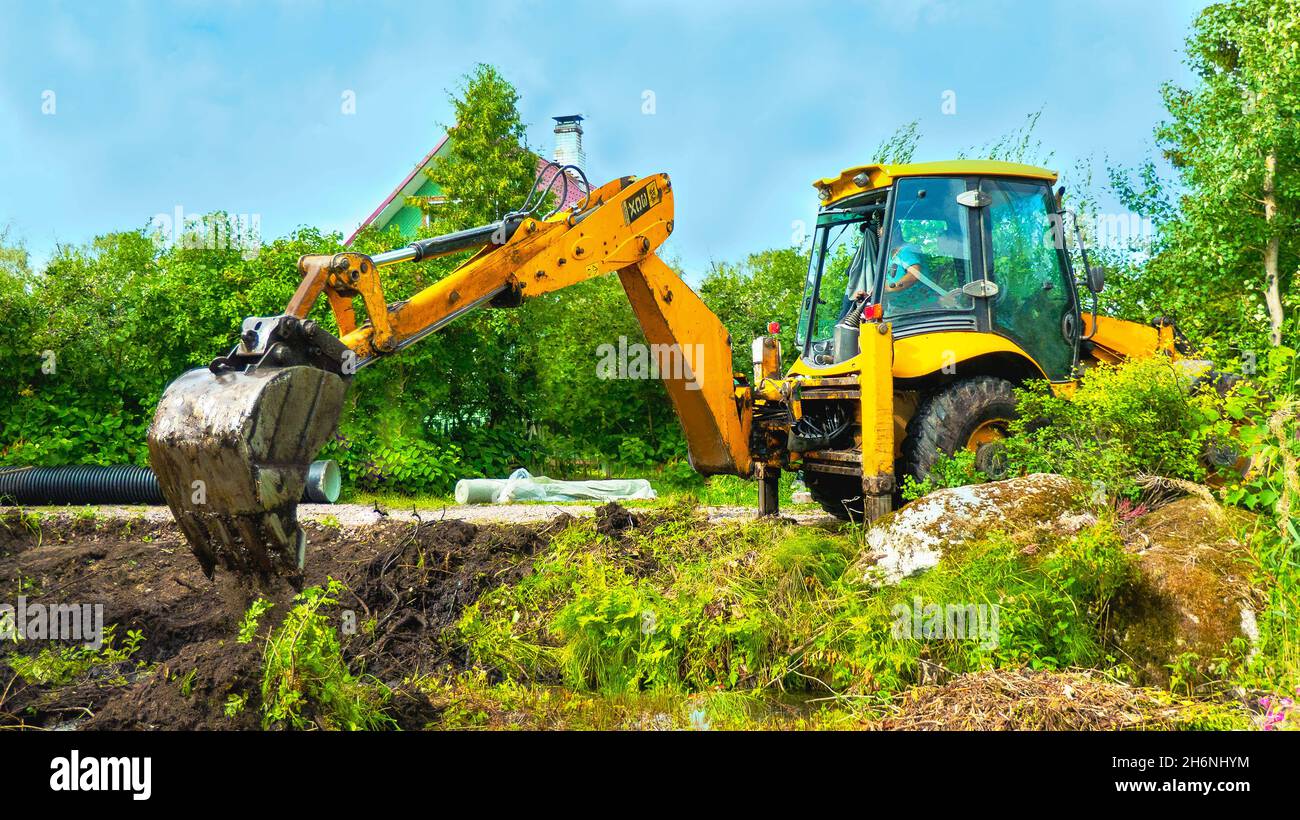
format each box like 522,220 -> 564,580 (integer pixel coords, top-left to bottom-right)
552,114 -> 585,175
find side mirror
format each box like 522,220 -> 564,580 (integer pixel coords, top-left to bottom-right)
1085,264 -> 1105,294
1064,208 -> 1105,294
1055,186 -> 1066,212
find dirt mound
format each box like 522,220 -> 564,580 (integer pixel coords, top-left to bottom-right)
594,502 -> 639,537
348,516 -> 563,683
0,510 -> 563,730
88,638 -> 263,730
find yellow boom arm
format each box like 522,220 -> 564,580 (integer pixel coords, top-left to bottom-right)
289,172 -> 748,474
149,172 -> 751,579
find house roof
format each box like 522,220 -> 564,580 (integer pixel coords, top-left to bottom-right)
346,133 -> 590,246
345,134 -> 450,246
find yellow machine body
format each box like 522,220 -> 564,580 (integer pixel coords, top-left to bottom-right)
148,158 -> 1183,579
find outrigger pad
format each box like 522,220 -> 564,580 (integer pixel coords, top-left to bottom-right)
147,365 -> 348,582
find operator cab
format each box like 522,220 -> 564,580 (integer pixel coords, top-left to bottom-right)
796,161 -> 1082,382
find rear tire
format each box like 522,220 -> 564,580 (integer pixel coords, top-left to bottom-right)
900,376 -> 1019,484
804,472 -> 864,521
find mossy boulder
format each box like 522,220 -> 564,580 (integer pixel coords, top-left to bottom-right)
1111,496 -> 1260,687
856,473 -> 1089,585
855,475 -> 1261,687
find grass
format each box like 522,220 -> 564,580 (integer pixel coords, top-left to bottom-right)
438,501 -> 1267,729
457,503 -> 1173,699
401,667 -> 1247,731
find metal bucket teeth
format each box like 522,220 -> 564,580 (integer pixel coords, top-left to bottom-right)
147,365 -> 348,581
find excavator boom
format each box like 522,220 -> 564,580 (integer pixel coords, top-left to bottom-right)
148,171 -> 750,581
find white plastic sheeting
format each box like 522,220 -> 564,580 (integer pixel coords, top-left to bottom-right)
454,468 -> 657,505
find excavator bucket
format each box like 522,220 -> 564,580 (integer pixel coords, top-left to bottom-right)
147,364 -> 348,581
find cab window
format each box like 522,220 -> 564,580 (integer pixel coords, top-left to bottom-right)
984,178 -> 1075,378
797,210 -> 878,349
882,177 -> 975,317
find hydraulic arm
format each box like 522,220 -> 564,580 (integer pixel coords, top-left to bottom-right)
148,171 -> 750,581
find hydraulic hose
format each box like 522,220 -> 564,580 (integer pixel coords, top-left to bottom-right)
0,460 -> 341,506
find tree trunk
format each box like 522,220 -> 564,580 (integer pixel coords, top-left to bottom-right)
1264,151 -> 1283,347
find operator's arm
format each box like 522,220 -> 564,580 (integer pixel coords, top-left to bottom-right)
885,264 -> 923,292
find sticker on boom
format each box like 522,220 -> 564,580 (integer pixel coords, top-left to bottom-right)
622,180 -> 660,225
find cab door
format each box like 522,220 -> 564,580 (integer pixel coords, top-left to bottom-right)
977,177 -> 1079,381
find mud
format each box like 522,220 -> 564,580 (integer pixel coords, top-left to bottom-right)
0,509 -> 565,730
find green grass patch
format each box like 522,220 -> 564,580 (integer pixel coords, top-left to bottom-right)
457,503 -> 1143,699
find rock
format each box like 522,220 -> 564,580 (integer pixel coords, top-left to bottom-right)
1111,496 -> 1260,686
856,473 -> 1088,585
852,473 -> 1261,688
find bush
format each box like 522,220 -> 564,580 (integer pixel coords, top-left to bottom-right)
1003,356 -> 1226,498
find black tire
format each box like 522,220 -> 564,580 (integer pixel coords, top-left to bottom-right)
900,376 -> 1019,484
804,472 -> 864,521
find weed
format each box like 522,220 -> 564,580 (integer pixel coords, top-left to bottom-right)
5,624 -> 145,687
257,579 -> 394,730
237,598 -> 273,644
901,450 -> 987,502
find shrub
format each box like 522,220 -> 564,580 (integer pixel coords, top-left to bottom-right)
1003,356 -> 1225,498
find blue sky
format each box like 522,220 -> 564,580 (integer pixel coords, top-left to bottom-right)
0,0 -> 1206,279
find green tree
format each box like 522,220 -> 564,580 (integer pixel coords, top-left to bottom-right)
1143,0 -> 1300,348
419,63 -> 541,229
699,247 -> 809,373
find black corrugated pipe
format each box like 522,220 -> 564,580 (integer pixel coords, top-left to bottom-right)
0,461 -> 341,506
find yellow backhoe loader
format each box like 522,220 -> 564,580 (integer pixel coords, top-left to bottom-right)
148,159 -> 1180,581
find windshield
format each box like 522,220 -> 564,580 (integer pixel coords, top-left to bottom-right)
882,177 -> 976,317
796,209 -> 880,348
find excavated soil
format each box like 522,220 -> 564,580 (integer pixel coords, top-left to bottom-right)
0,509 -> 569,730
